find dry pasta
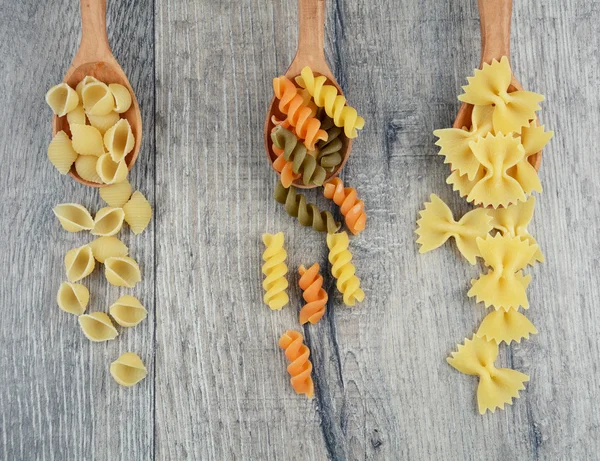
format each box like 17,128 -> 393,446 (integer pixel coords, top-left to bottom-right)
262,232 -> 289,310
75,155 -> 104,184
109,295 -> 147,327
66,104 -> 87,126
476,309 -> 537,345
326,231 -> 365,306
89,236 -> 129,263
123,191 -> 152,235
96,153 -> 128,185
447,335 -> 529,414
53,203 -> 94,232
323,178 -> 366,236
272,144 -> 300,188
104,118 -> 134,162
87,111 -> 120,135
100,180 -> 132,207
92,207 -> 125,237
520,121 -> 554,159
78,312 -> 118,342
315,109 -> 343,171
110,352 -> 147,387
278,330 -> 314,399
76,76 -> 99,98
298,263 -> 327,325
56,282 -> 89,316
65,244 -> 95,282
45,83 -> 79,117
48,131 -> 78,174
81,81 -> 115,115
108,83 -> 132,113
105,256 -> 141,288
70,124 -> 105,156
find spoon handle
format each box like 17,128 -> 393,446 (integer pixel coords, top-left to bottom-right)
478,0 -> 512,65
75,0 -> 112,64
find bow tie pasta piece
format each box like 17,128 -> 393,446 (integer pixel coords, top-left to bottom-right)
123,191 -> 152,235
92,207 -> 125,237
477,309 -> 537,345
434,105 -> 494,180
468,234 -> 538,311
70,124 -> 105,157
75,155 -> 104,184
108,84 -> 132,113
279,330 -> 314,399
46,83 -> 79,117
446,168 -> 485,202
81,81 -> 115,116
415,194 -> 492,264
56,282 -> 89,316
96,153 -> 128,185
48,131 -> 78,174
262,232 -> 289,310
104,119 -> 135,162
323,178 -> 366,236
326,231 -> 365,306
105,256 -> 141,288
298,263 -> 328,325
79,312 -> 118,342
76,76 -> 99,99
100,180 -> 133,208
488,196 -> 544,264
271,126 -> 326,186
87,111 -> 120,135
457,57 -> 544,135
296,66 -> 365,138
447,335 -> 529,414
520,121 -> 554,159
53,203 -> 94,232
109,295 -> 147,327
67,104 -> 87,126
110,352 -> 147,387
89,236 -> 129,263
65,245 -> 95,282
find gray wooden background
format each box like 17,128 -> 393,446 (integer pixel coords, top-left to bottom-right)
1,0 -> 599,459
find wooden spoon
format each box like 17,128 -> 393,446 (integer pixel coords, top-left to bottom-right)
264,0 -> 352,189
453,0 -> 542,171
52,0 -> 142,188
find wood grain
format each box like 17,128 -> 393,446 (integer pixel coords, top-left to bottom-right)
1,0 -> 600,459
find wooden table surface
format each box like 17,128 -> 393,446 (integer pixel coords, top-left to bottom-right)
1,0 -> 599,459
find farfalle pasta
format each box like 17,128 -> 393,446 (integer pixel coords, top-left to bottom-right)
279,330 -> 314,399
65,244 -> 95,282
57,282 -> 89,316
326,231 -> 364,306
110,352 -> 147,387
79,312 -> 118,342
123,191 -> 152,235
48,131 -> 78,174
298,263 -> 327,325
262,232 -> 289,310
109,295 -> 147,327
92,207 -> 125,236
323,178 -> 366,236
476,309 -> 537,345
89,236 -> 129,263
104,256 -> 141,288
53,203 -> 94,232
415,194 -> 492,264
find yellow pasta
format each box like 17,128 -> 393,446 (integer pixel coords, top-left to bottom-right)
75,76 -> 99,99
70,124 -> 105,156
446,168 -> 484,200
96,153 -> 128,185
56,282 -> 89,316
47,131 -> 78,174
109,295 -> 147,327
104,118 -> 135,162
123,191 -> 152,235
88,236 -> 129,263
476,309 -> 537,345
66,104 -> 87,126
520,121 -> 554,159
78,312 -> 118,342
87,111 -> 120,135
108,83 -> 132,113
81,81 -> 115,115
74,155 -> 104,184
100,180 -> 132,208
468,234 -> 538,311
45,83 -> 79,116
447,335 -> 529,414
53,203 -> 94,232
415,194 -> 492,265
458,57 -> 544,135
110,352 -> 147,387
262,232 -> 289,310
92,207 -> 125,237
64,244 -> 95,282
326,231 -> 365,306
105,256 -> 141,288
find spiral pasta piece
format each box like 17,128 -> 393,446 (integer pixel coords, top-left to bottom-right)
296,66 -> 365,138
278,330 -> 314,399
272,145 -> 300,188
298,263 -> 327,325
323,178 -> 366,235
262,232 -> 289,310
273,76 -> 327,150
326,231 -> 365,306
315,109 -> 343,171
273,181 -> 340,233
271,126 -> 326,186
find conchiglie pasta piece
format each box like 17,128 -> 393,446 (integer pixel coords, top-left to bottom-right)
123,191 -> 152,235
66,104 -> 87,126
46,83 -> 79,116
56,282 -> 89,315
70,124 -> 105,156
100,180 -> 132,207
65,244 -> 95,282
48,131 -> 78,174
76,76 -> 99,99
78,312 -> 118,342
82,81 -> 115,115
87,111 -> 120,135
88,236 -> 129,263
104,119 -> 134,162
75,155 -> 104,184
105,256 -> 141,288
109,84 -> 132,113
96,153 -> 128,185
53,203 -> 94,232
92,207 -> 125,236
110,352 -> 147,387
109,295 -> 147,327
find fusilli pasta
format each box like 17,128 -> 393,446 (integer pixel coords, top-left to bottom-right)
298,263 -> 327,325
261,232 -> 289,310
323,178 -> 366,236
278,330 -> 314,399
326,231 -> 365,306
